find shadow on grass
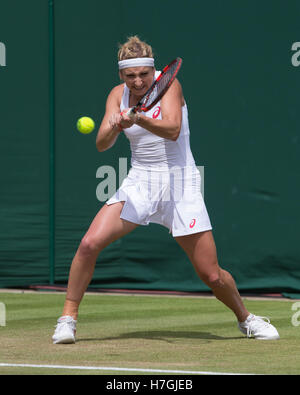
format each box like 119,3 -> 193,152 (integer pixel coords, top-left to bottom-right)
77,330 -> 243,343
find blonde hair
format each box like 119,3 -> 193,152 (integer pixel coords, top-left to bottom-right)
118,35 -> 154,61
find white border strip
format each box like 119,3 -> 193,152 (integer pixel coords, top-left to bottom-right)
0,363 -> 255,375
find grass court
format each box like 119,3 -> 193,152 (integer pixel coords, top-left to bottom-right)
0,290 -> 299,375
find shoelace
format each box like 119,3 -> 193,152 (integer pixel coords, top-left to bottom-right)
246,316 -> 270,338
54,319 -> 75,331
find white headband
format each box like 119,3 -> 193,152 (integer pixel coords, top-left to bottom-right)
118,57 -> 155,70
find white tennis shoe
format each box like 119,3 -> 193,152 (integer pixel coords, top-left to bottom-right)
238,314 -> 280,340
52,315 -> 77,344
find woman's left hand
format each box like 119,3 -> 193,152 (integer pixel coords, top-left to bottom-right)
120,109 -> 139,128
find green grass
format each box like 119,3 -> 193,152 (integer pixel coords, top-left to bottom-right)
0,291 -> 299,375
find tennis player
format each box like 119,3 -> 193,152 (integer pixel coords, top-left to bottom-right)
52,36 -> 279,344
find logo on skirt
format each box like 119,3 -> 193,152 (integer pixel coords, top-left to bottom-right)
189,219 -> 196,228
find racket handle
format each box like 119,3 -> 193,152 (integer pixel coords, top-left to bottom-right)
126,107 -> 136,119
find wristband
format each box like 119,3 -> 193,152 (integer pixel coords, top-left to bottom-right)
134,112 -> 141,124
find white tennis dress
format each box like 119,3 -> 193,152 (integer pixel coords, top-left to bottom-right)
106,72 -> 212,236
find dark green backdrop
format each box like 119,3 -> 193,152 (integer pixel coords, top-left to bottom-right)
0,0 -> 299,295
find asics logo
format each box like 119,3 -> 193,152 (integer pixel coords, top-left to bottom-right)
152,106 -> 161,119
189,219 -> 196,228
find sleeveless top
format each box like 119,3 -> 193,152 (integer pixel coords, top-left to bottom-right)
120,71 -> 196,170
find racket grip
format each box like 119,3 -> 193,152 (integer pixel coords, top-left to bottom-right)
126,107 -> 135,119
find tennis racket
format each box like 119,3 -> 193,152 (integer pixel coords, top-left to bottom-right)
126,57 -> 182,118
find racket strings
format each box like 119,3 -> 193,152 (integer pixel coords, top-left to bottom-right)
142,59 -> 181,109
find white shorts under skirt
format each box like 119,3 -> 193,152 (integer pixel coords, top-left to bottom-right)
106,166 -> 212,237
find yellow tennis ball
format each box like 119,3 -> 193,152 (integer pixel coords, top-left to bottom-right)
77,116 -> 95,134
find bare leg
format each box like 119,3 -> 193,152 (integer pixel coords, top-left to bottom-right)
175,230 -> 249,322
62,202 -> 138,318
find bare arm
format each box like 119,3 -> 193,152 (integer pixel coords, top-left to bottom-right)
96,85 -> 124,152
120,79 -> 184,141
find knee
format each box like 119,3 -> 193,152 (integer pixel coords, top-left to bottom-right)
207,275 -> 225,289
200,269 -> 225,289
78,235 -> 103,257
